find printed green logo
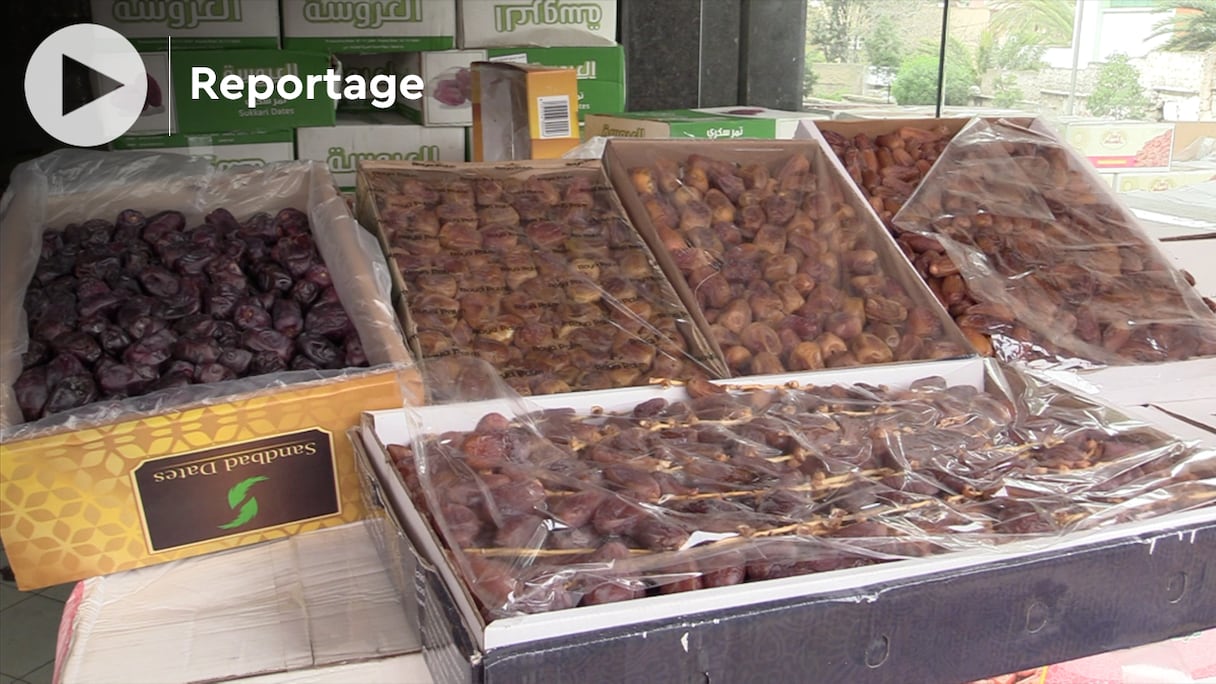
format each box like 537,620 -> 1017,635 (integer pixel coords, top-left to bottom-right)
343,60 -> 397,80
197,154 -> 272,169
302,0 -> 422,29
218,475 -> 268,530
705,126 -> 745,140
326,145 -> 442,172
547,59 -> 596,80
597,124 -> 646,137
494,0 -> 603,32
112,0 -> 244,28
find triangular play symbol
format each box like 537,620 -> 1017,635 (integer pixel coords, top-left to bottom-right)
63,53 -> 126,116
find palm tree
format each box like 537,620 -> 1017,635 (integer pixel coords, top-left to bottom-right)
1148,1 -> 1216,51
988,0 -> 1075,47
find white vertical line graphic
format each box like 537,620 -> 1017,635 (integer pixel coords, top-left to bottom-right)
166,35 -> 172,135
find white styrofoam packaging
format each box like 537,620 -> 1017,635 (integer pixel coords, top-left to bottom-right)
1117,400 -> 1216,449
399,50 -> 485,126
109,130 -> 296,169
692,106 -> 833,139
296,111 -> 467,190
1157,237 -> 1216,300
457,0 -> 617,47
1031,357 -> 1216,408
90,0 -> 279,50
281,0 -> 457,52
54,521 -> 424,684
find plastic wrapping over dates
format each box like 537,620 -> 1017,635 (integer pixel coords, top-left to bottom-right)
392,358 -> 1214,619
11,206 -> 370,420
367,165 -> 724,398
624,148 -> 966,376
892,118 -> 1216,367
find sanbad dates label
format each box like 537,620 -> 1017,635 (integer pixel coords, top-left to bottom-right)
131,428 -> 339,551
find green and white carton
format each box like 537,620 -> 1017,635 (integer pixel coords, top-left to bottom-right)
335,53 -> 415,113
398,50 -> 482,127
110,130 -> 296,169
584,109 -> 783,140
457,0 -> 617,48
171,50 -> 338,134
100,51 -> 338,135
691,106 -> 833,139
90,0 -> 279,51
399,45 -> 624,127
296,111 -> 466,190
281,0 -> 456,52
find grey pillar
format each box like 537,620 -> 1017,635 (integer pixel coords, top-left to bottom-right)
739,0 -> 808,110
619,0 -> 741,110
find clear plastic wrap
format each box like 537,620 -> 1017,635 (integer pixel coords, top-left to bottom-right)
385,357 -> 1215,620
356,160 -> 726,399
0,149 -> 412,438
604,139 -> 972,377
891,118 -> 1216,368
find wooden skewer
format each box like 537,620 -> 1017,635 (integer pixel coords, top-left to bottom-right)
462,547 -> 653,558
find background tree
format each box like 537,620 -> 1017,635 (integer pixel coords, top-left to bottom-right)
988,0 -> 1075,47
891,54 -> 975,106
865,16 -> 904,71
807,0 -> 869,63
991,73 -> 1024,108
1149,1 -> 1216,51
1086,52 -> 1153,119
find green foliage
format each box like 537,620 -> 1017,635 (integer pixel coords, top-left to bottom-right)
892,54 -> 974,107
991,32 -> 1048,71
989,0 -> 1076,47
803,66 -> 819,96
1086,53 -> 1153,120
976,29 -> 996,73
992,73 -> 1024,108
808,0 -> 867,63
915,36 -> 979,84
866,16 -> 903,70
1149,1 -> 1216,51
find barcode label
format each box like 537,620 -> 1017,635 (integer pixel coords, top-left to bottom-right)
537,95 -> 572,139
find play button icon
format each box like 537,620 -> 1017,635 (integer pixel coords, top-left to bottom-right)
63,54 -> 126,116
25,24 -> 147,147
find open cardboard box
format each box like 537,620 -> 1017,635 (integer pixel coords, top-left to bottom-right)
356,357 -> 1216,684
0,152 -> 421,590
352,158 -> 728,400
796,117 -> 1216,386
600,137 -> 977,376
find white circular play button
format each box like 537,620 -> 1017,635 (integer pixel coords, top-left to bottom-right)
24,23 -> 148,147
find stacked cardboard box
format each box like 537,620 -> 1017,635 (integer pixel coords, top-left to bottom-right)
314,1 -> 624,163
460,0 -> 622,160
282,0 -> 469,189
93,0 -> 322,161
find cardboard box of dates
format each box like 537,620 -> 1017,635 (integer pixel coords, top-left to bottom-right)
0,150 -> 418,590
355,356 -> 1216,683
354,158 -> 728,400
602,138 -> 975,378
799,117 -> 1216,372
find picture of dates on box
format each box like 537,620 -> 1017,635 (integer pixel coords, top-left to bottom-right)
15,206 -> 369,422
388,367 -> 1215,619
